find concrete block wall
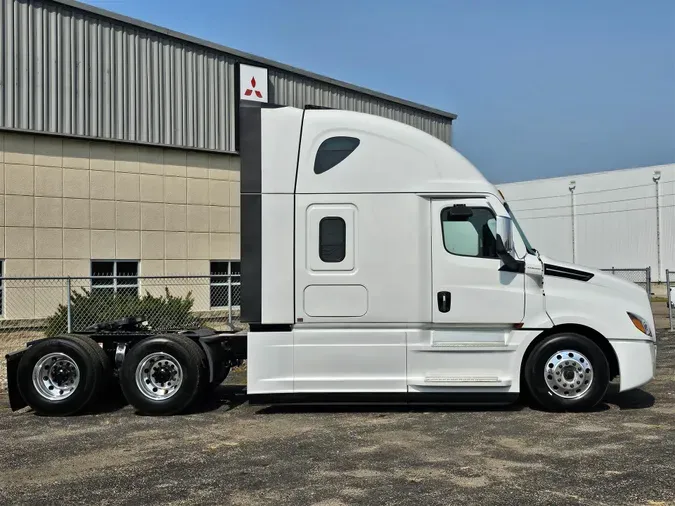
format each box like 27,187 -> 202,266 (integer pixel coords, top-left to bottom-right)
0,130 -> 241,319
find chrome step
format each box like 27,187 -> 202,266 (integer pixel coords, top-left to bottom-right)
410,342 -> 518,352
418,376 -> 513,387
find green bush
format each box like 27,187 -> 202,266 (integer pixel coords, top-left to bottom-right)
45,288 -> 202,336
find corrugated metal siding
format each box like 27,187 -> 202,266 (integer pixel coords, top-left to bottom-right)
498,164 -> 675,281
269,69 -> 452,142
0,0 -> 237,150
0,0 -> 453,152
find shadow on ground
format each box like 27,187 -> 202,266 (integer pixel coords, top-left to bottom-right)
59,381 -> 655,417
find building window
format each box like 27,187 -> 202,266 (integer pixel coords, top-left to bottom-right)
91,261 -> 139,297
314,136 -> 360,174
210,261 -> 241,309
319,217 -> 346,262
441,206 -> 497,258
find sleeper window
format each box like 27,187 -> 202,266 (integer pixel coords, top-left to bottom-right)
441,207 -> 497,258
319,217 -> 346,262
314,137 -> 360,174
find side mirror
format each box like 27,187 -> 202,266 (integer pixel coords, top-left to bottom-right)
495,216 -> 521,272
496,216 -> 514,255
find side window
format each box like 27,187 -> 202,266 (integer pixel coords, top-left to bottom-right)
314,137 -> 360,174
441,206 -> 497,258
319,217 -> 346,262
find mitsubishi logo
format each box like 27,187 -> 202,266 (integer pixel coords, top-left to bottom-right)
244,77 -> 263,99
239,64 -> 268,103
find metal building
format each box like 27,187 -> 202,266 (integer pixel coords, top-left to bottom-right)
498,164 -> 675,282
0,0 -> 457,316
0,0 -> 456,149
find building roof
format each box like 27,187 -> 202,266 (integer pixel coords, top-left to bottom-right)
52,0 -> 458,122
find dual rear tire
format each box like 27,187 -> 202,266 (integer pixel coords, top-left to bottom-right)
16,334 -> 209,416
16,335 -> 111,416
119,335 -> 208,415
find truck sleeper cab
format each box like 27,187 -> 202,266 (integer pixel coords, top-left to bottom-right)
241,103 -> 656,411
5,104 -> 656,416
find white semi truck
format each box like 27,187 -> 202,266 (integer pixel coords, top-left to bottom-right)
5,103 -> 657,415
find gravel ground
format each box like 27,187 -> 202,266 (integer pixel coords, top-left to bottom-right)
0,330 -> 673,506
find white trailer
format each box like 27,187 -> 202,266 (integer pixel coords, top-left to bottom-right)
5,103 -> 657,415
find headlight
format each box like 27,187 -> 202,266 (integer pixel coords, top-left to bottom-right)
628,312 -> 653,338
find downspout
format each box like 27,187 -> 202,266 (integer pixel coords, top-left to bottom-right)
569,180 -> 576,263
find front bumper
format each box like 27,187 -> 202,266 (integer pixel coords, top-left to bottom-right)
611,339 -> 657,392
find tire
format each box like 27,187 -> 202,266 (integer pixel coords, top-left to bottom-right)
16,336 -> 102,416
524,333 -> 610,411
119,335 -> 208,415
60,334 -> 113,399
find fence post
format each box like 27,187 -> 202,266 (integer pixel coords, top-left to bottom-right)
66,277 -> 72,333
667,270 -> 673,332
647,267 -> 652,296
228,274 -> 233,327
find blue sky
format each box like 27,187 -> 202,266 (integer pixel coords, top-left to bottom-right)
83,0 -> 674,183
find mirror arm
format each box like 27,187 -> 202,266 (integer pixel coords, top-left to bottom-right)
498,250 -> 525,273
496,234 -> 525,273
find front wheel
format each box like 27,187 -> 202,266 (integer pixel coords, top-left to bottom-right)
524,333 -> 610,411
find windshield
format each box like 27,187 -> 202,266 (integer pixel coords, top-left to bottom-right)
504,202 -> 536,255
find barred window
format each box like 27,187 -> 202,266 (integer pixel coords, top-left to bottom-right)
210,261 -> 241,309
91,261 -> 139,297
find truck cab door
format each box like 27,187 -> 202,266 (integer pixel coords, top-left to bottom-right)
431,197 -> 525,328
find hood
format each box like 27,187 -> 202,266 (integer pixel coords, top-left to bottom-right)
539,256 -> 647,299
538,255 -> 655,340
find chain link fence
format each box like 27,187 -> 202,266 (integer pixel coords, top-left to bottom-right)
600,267 -> 652,295
0,274 -> 242,343
667,269 -> 674,331
1,266 -> 663,342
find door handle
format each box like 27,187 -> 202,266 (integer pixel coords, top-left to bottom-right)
437,291 -> 451,313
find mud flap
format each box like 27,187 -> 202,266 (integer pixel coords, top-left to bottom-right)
5,349 -> 27,411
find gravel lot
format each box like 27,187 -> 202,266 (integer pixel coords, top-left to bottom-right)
0,330 -> 673,506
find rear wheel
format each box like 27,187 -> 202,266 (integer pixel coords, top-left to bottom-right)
57,334 -> 112,381
61,334 -> 113,402
119,335 -> 208,415
16,336 -> 102,415
524,333 -> 610,411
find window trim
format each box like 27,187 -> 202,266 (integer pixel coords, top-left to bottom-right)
319,216 -> 347,263
440,206 -> 499,259
90,260 -> 140,296
209,260 -> 241,310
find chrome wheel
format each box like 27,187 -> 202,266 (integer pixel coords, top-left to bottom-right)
135,352 -> 183,400
32,353 -> 80,400
544,349 -> 594,399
